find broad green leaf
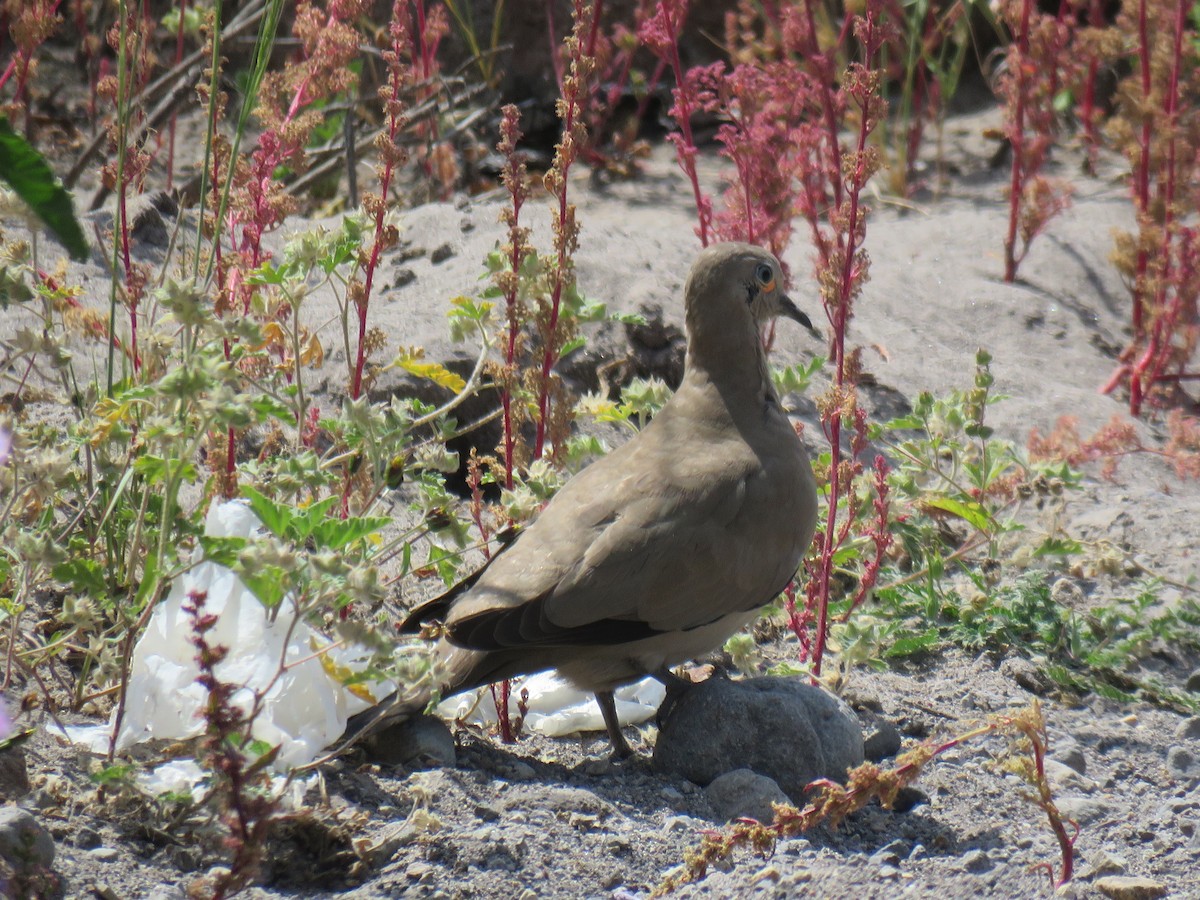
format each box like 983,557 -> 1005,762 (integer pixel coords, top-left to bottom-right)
309,515 -> 390,551
921,495 -> 994,532
0,116 -> 88,260
241,486 -> 293,538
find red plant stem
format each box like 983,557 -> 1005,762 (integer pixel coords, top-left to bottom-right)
502,207 -> 524,489
1003,0 -> 1032,284
533,1 -> 598,460
659,1 -> 710,246
1124,0 -> 1190,416
811,13 -> 877,678
352,65 -> 407,401
1132,0 -> 1153,336
801,0 -> 845,214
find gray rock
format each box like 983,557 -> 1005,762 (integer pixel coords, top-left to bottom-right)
430,242 -> 455,264
0,806 -> 55,870
1052,744 -> 1088,776
861,712 -> 903,761
961,848 -> 993,872
1166,745 -> 1199,781
1000,655 -> 1050,694
1084,849 -> 1129,877
704,769 -> 790,823
88,846 -> 119,862
1186,669 -> 1200,694
1094,875 -> 1167,900
1044,759 -> 1095,792
0,745 -> 30,799
1055,795 -> 1118,826
365,715 -> 456,768
869,839 -> 909,867
652,676 -> 864,803
1175,716 -> 1200,742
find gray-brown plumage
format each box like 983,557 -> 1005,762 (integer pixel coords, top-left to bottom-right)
347,242 -> 819,757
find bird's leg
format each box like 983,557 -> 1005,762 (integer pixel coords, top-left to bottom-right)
594,690 -> 634,759
651,666 -> 697,727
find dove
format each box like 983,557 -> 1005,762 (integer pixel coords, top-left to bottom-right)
347,242 -> 819,757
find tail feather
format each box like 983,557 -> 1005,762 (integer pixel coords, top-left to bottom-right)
338,644 -> 536,751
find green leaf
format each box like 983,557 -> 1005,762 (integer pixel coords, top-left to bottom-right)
922,495 -> 994,533
240,486 -> 293,538
53,558 -> 106,596
308,515 -> 390,551
886,628 -> 941,657
0,116 -> 88,261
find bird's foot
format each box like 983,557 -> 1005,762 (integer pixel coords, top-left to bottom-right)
595,689 -> 635,760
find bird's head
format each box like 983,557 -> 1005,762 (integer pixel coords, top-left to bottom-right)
683,243 -> 820,342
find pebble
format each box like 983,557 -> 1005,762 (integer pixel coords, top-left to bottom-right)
0,806 -> 55,870
861,713 -> 903,761
1094,875 -> 1168,900
1052,744 -> 1088,776
88,847 -> 120,862
1166,745 -> 1199,781
869,839 -> 908,867
1044,758 -> 1096,792
430,243 -> 455,264
1000,656 -> 1051,694
960,849 -> 993,873
1175,716 -> 1200,742
1055,795 -> 1117,826
1084,849 -> 1129,876
704,769 -> 790,823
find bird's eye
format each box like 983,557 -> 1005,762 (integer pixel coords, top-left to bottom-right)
755,263 -> 775,291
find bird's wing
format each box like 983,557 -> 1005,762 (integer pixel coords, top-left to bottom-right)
442,423 -> 798,652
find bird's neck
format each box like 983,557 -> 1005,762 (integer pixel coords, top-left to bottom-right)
683,323 -> 778,414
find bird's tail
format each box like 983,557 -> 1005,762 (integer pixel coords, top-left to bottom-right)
337,644 -> 522,752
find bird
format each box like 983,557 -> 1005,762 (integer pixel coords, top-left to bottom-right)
347,242 -> 820,758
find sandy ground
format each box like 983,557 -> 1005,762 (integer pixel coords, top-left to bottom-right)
3,106 -> 1200,898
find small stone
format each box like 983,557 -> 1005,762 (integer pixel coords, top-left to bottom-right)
74,826 -> 102,849
705,769 -> 790,823
862,713 -> 903,762
869,839 -> 908,867
1166,745 -> 1199,781
878,864 -> 901,879
890,786 -> 929,813
1052,745 -> 1088,776
365,715 -> 456,768
89,847 -> 120,862
0,745 -> 30,798
1055,796 -> 1117,826
459,217 -> 475,233
961,849 -> 993,872
507,761 -> 537,782
430,243 -> 455,264
1000,656 -> 1050,694
750,864 -> 781,884
406,862 -> 433,881
145,886 -> 187,900
1094,875 -> 1167,900
0,807 -> 55,870
1044,759 -> 1095,792
1185,669 -> 1200,694
1085,849 -> 1129,876
1175,716 -> 1200,742
392,267 -> 417,289
474,803 -> 501,822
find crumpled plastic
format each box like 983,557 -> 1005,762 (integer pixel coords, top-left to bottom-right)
57,501 -> 667,793
437,671 -> 665,737
57,500 -> 392,771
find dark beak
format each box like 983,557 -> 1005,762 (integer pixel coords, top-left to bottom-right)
780,294 -> 822,340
